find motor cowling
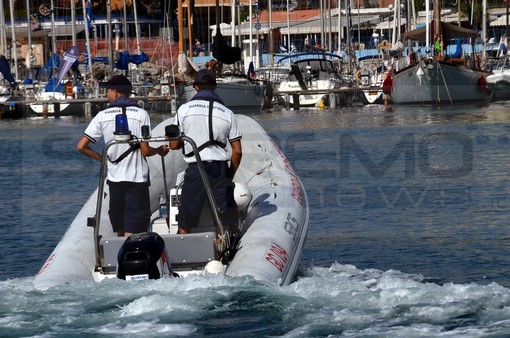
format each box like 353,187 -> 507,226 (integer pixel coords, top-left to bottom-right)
117,232 -> 171,280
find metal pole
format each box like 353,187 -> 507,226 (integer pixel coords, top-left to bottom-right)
482,0 -> 487,59
123,0 -> 129,51
178,0 -> 184,52
71,0 -> 77,46
269,0 -> 273,65
27,0 -> 33,69
81,0 -> 94,82
50,0 -> 57,57
186,0 -> 193,58
107,0 -> 113,73
338,1 -> 342,54
0,2 -> 5,56
319,0 -> 324,48
133,0 -> 141,54
287,0 -> 291,54
9,0 -> 18,81
249,0 -> 253,62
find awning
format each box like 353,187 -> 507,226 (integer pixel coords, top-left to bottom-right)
403,19 -> 477,41
280,16 -> 379,35
490,15 -> 510,27
183,0 -> 251,7
374,19 -> 407,30
5,24 -> 85,38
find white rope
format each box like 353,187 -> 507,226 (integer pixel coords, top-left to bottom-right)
437,61 -> 452,104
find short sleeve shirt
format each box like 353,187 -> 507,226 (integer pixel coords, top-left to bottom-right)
176,99 -> 241,163
84,105 -> 151,182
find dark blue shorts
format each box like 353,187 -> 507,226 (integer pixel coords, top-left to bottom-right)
107,180 -> 150,234
178,161 -> 238,231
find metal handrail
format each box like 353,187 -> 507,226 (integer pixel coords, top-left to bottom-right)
92,127 -> 225,271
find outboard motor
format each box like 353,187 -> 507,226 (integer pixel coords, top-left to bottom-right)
117,232 -> 171,280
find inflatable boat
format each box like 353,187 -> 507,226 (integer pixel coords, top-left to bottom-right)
33,115 -> 309,290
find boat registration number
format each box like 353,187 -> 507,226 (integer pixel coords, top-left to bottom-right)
126,274 -> 149,281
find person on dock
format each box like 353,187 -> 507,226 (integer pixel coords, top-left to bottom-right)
76,75 -> 169,237
169,69 -> 242,236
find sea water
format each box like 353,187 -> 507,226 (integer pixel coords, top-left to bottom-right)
2,103 -> 510,336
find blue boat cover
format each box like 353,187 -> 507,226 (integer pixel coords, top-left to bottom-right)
0,55 -> 17,87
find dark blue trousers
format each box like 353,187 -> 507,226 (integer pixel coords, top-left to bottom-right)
178,161 -> 238,231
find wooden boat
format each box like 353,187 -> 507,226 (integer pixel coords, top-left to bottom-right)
386,0 -> 492,104
33,114 -> 309,289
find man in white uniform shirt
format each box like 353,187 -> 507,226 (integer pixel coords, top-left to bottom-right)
170,69 -> 242,235
77,75 -> 169,236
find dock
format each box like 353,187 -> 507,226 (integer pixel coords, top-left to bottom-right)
0,95 -> 178,119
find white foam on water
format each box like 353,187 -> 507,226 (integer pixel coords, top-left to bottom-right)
2,263 -> 510,336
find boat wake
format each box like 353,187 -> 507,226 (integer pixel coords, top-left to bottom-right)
3,263 -> 510,336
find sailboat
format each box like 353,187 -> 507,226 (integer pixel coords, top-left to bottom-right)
385,0 -> 492,104
179,0 -> 266,113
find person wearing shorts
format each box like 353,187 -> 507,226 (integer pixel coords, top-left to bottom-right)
77,75 -> 169,236
170,69 -> 242,235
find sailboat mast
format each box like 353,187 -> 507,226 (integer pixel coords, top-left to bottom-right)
0,2 -> 5,56
269,0 -> 273,65
178,0 -> 184,52
107,0 -> 113,72
26,0 -> 33,69
50,0 -> 57,56
287,0 -> 291,54
187,0 -> 193,58
338,0 -> 342,54
482,0 -> 486,59
133,0 -> 141,53
9,0 -> 18,81
81,0 -> 94,81
249,0 -> 253,63
328,0 -> 332,52
319,0 -> 324,48
71,0 -> 77,45
231,0 -> 235,48
123,0 -> 129,51
425,0 -> 430,50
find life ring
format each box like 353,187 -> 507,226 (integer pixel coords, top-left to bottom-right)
356,70 -> 362,81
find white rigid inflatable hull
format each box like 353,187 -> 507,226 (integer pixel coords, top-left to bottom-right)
33,115 -> 308,290
225,116 -> 308,284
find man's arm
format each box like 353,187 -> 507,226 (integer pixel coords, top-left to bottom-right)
169,139 -> 184,150
140,142 -> 168,157
77,136 -> 102,162
230,139 -> 242,176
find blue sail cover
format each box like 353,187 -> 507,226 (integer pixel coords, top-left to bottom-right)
40,53 -> 61,79
115,51 -> 149,70
0,55 -> 17,87
92,56 -> 109,63
44,77 -> 63,92
116,50 -> 130,70
129,52 -> 149,65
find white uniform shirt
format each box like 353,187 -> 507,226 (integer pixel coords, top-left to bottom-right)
176,99 -> 241,163
84,105 -> 151,182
